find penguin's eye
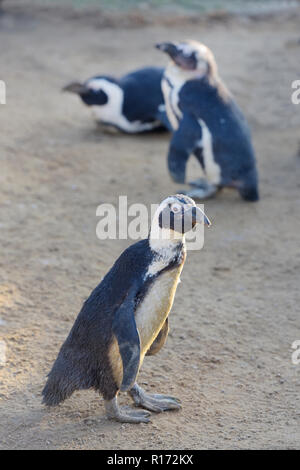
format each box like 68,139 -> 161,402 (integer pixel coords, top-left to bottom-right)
171,203 -> 182,214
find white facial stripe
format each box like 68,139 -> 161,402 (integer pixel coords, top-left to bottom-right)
150,198 -> 181,253
87,78 -> 107,91
177,43 -> 194,55
165,41 -> 210,77
180,41 -> 209,60
154,195 -> 192,213
149,196 -> 194,254
195,44 -> 209,59
162,52 -> 210,132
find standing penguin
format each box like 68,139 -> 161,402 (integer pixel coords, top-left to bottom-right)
156,40 -> 259,201
63,66 -> 171,133
42,195 -> 210,423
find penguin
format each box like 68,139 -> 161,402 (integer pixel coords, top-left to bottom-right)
63,66 -> 171,134
42,195 -> 211,423
156,40 -> 259,202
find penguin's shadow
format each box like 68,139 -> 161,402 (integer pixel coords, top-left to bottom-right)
81,125 -> 170,144
5,403 -> 109,448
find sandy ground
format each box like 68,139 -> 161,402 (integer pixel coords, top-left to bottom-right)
0,3 -> 300,450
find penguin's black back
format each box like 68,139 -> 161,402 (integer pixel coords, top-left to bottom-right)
179,78 -> 257,184
120,67 -> 165,123
42,239 -> 157,405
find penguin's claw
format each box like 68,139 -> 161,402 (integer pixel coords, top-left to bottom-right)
129,384 -> 181,413
105,397 -> 151,423
137,395 -> 182,413
151,393 -> 181,403
113,410 -> 151,424
113,407 -> 151,424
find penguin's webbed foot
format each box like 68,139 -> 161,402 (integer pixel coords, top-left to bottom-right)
188,177 -> 209,188
105,397 -> 151,424
129,383 -> 181,413
178,181 -> 218,200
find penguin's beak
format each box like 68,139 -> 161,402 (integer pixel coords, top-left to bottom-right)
156,42 -> 197,71
179,205 -> 211,233
62,81 -> 87,95
155,42 -> 179,59
191,206 -> 211,228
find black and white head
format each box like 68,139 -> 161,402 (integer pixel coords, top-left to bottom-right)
63,76 -> 118,107
149,194 -> 211,252
156,40 -> 217,80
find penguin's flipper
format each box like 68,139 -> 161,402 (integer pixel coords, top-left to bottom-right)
146,318 -> 169,356
193,147 -> 205,171
168,113 -> 201,183
112,284 -> 141,392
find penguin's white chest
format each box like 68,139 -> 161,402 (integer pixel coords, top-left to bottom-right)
135,264 -> 183,358
91,105 -> 158,133
197,119 -> 221,185
161,68 -> 186,131
162,79 -> 182,130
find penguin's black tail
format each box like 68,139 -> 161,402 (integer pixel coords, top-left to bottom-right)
42,378 -> 74,407
239,185 -> 259,202
238,168 -> 259,202
42,355 -> 77,407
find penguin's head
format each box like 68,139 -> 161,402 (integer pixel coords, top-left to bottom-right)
63,77 -> 117,107
150,194 -> 211,248
156,40 -> 217,79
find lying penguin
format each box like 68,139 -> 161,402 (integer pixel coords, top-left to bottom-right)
42,195 -> 211,423
156,40 -> 259,201
63,66 -> 171,134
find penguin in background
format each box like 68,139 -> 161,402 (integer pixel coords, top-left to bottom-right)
42,195 -> 211,423
156,40 -> 259,202
63,66 -> 171,134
